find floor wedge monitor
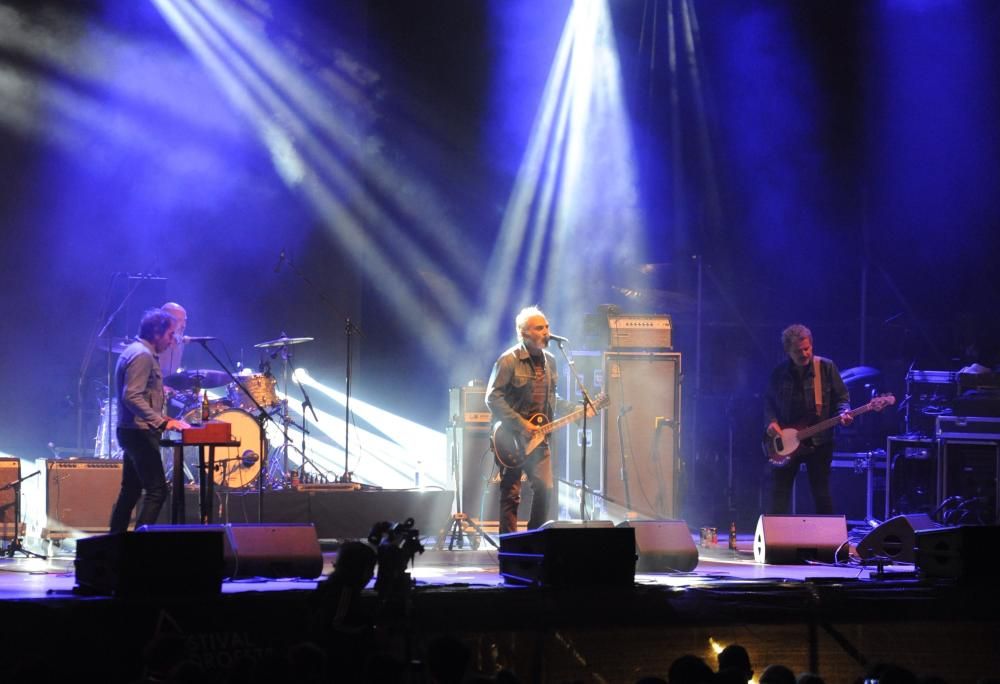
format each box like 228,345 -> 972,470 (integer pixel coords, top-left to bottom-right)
754,514 -> 847,564
856,514 -> 939,563
618,519 -> 698,572
499,520 -> 635,587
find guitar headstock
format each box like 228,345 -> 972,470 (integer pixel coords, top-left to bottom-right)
869,393 -> 896,412
593,393 -> 610,411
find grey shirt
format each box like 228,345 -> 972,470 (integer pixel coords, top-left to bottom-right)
116,338 -> 167,430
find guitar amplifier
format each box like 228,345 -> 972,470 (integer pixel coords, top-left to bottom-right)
906,369 -> 958,436
607,315 -> 672,350
936,416 -> 1000,440
449,383 -> 489,426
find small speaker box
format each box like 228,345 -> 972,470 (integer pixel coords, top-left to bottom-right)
619,519 -> 698,572
856,513 -> 939,563
754,514 -> 847,564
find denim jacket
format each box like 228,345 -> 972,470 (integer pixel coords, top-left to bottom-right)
764,356 -> 850,447
486,343 -> 574,429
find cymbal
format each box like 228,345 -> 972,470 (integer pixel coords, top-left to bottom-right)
96,336 -> 134,354
164,369 -> 231,390
254,335 -> 314,349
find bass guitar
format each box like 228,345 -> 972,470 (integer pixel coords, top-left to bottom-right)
763,393 -> 895,466
492,394 -> 609,469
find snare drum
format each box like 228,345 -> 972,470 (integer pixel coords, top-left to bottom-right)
227,372 -> 278,411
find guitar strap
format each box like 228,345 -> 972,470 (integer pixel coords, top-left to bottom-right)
813,356 -> 823,417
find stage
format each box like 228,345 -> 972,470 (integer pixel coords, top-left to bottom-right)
1,531 -> 998,683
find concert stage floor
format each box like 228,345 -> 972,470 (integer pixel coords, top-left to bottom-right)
2,533 -> 998,683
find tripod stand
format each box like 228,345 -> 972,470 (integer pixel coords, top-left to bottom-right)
2,471 -> 46,559
439,419 -> 497,550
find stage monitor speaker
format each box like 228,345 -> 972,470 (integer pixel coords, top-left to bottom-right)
1,458 -> 19,539
754,514 -> 847,564
226,523 -> 323,579
603,352 -> 681,519
618,519 -> 698,572
856,513 -> 940,563
499,521 -> 635,587
75,529 -> 224,597
915,525 -> 1000,581
138,523 -> 323,579
44,459 -> 126,536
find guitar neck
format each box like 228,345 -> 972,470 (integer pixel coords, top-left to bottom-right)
539,407 -> 587,436
796,402 -> 875,440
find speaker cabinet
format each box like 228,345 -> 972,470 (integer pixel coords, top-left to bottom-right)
499,521 -> 635,587
603,352 -> 681,519
75,529 -> 224,597
44,459 -> 127,537
226,523 -> 323,579
856,513 -> 940,563
619,519 -> 698,572
754,514 -> 847,564
1,458 -> 19,539
446,426 -> 531,523
138,523 -> 323,579
886,436 -> 938,518
939,438 -> 999,524
915,525 -> 1000,581
561,351 -> 605,493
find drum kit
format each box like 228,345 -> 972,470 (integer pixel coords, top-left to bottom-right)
95,333 -> 317,490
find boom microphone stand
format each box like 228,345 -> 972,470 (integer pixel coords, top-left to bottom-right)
295,377 -> 325,482
551,336 -> 597,521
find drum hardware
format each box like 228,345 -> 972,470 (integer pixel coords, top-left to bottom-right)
95,336 -> 134,355
249,333 -> 317,488
186,338 -> 287,520
253,335 -> 315,349
164,369 -> 231,391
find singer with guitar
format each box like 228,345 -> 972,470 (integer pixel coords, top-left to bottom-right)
486,306 -> 595,534
764,324 -> 852,515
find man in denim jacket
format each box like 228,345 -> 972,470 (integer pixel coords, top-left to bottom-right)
764,323 -> 852,514
486,306 -> 586,534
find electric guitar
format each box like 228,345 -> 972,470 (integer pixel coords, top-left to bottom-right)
492,394 -> 609,469
763,393 -> 895,466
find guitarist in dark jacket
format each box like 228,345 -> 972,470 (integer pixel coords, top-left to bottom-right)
764,323 -> 852,514
486,306 -> 582,534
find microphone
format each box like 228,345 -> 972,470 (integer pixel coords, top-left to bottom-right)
182,336 -> 217,343
274,249 -> 286,273
547,333 -> 570,344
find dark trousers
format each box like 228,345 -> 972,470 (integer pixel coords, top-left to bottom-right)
109,428 -> 168,533
499,447 -> 553,534
770,443 -> 834,515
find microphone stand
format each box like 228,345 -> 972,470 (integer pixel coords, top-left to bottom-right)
296,378 -> 324,482
617,405 -> 634,514
340,318 -> 362,484
551,338 -> 596,521
2,471 -> 45,559
191,340 -> 280,522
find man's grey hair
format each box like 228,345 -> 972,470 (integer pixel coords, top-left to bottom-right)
782,323 -> 813,353
515,305 -> 546,337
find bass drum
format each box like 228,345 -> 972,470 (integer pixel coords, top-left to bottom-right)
183,408 -> 266,489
